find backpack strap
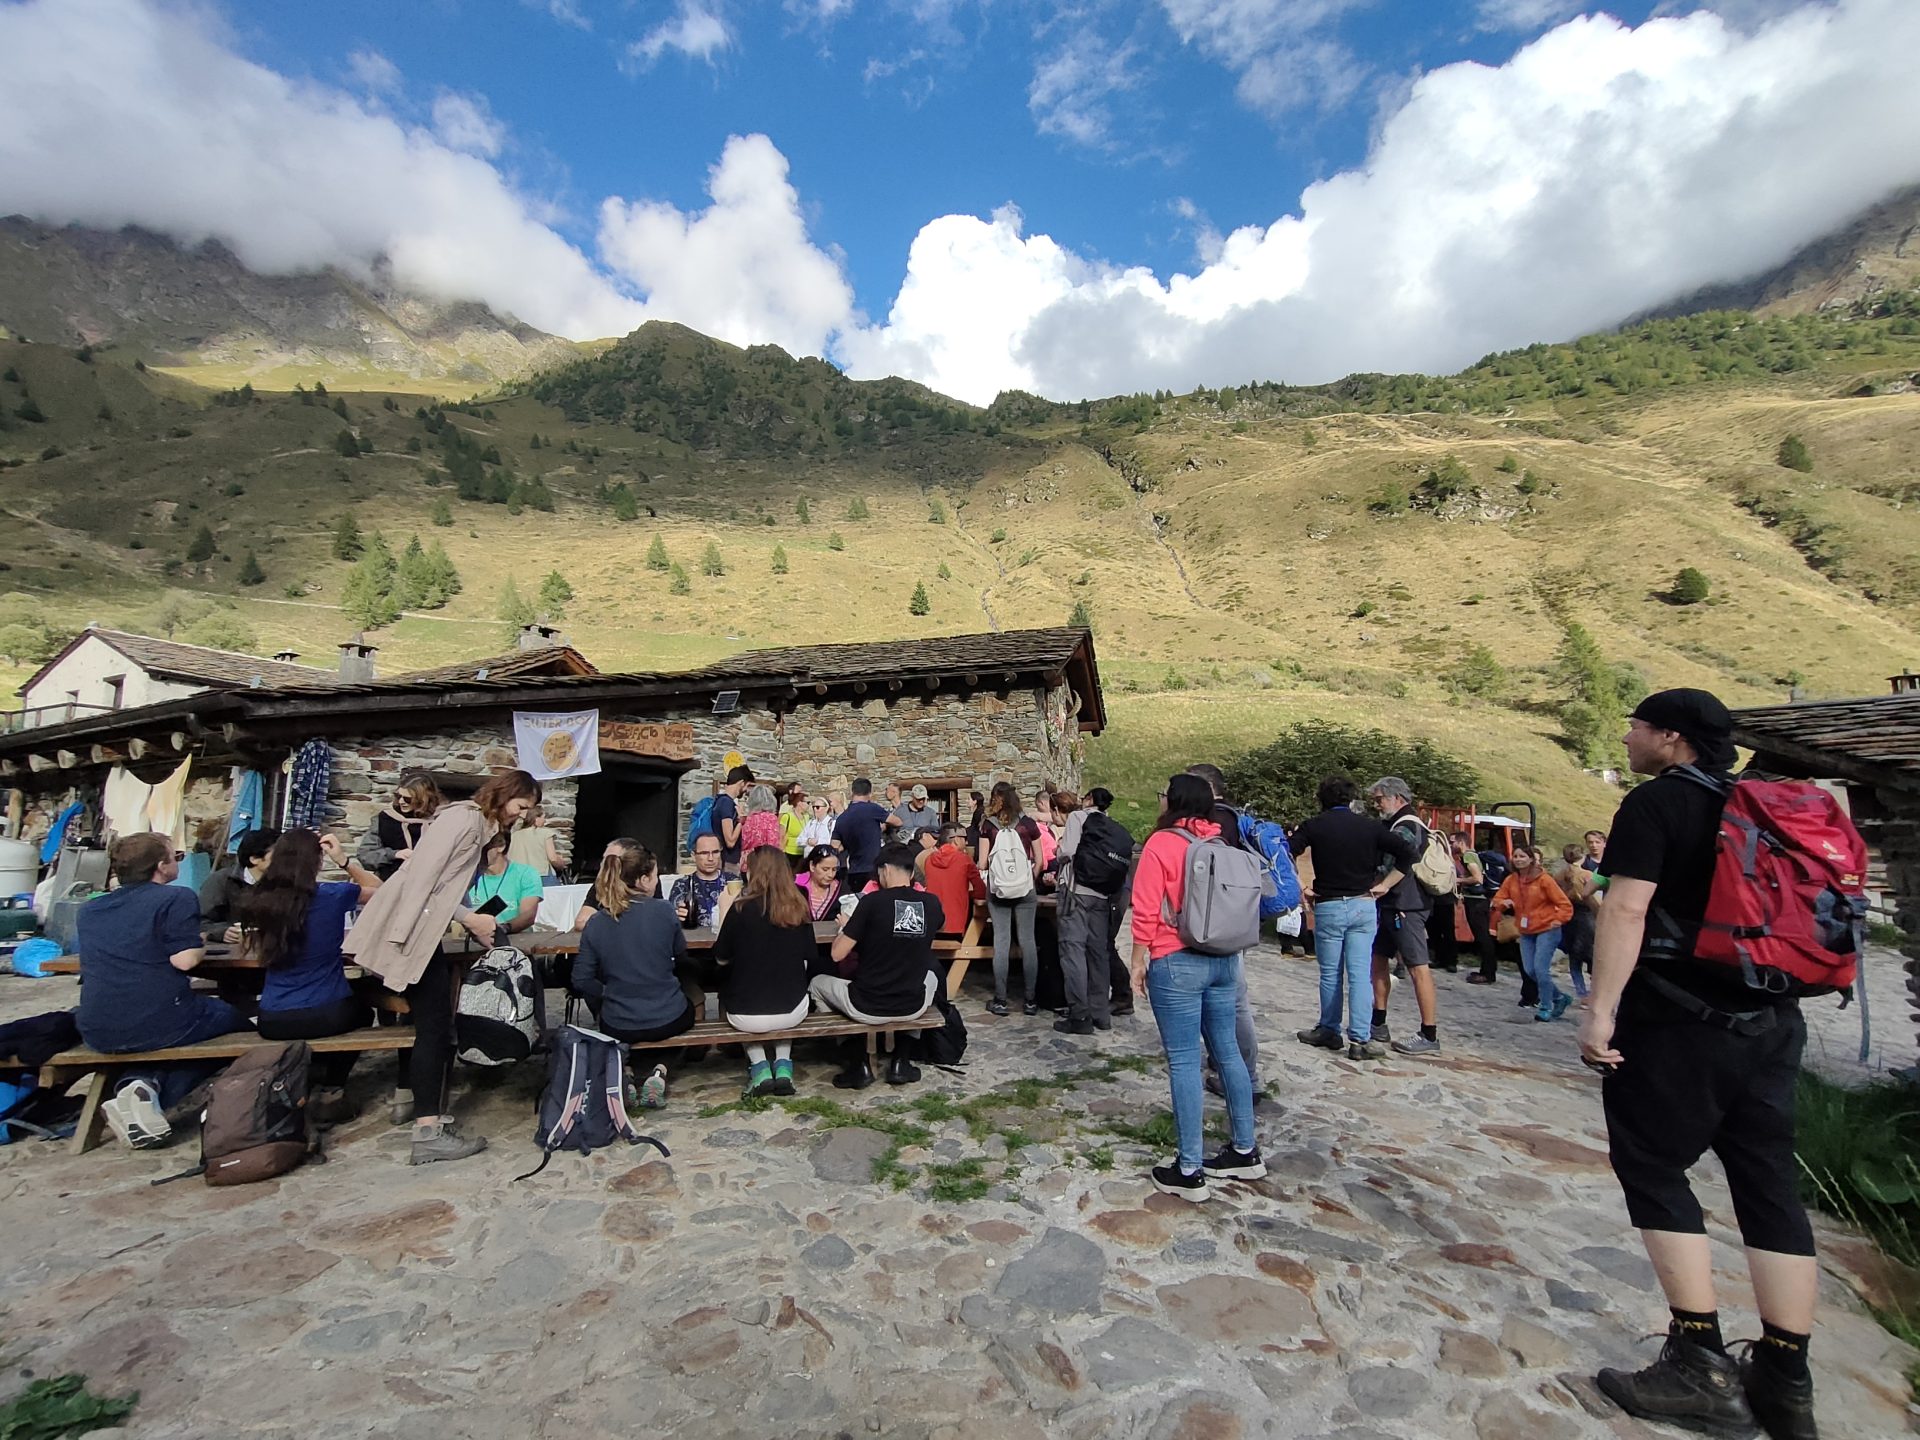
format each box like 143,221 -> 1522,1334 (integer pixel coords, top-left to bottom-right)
1638,970 -> 1778,1037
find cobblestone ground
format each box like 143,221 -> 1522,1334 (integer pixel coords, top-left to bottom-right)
2,942 -> 1914,1439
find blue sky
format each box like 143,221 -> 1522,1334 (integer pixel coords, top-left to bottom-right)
2,0 -> 1916,401
238,0 -> 1671,324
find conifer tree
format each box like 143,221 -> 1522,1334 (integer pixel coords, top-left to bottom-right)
770,544 -> 788,574
238,550 -> 266,586
185,524 -> 216,565
702,542 -> 725,577
668,563 -> 691,596
646,534 -> 669,569
430,498 -> 453,527
909,581 -> 930,616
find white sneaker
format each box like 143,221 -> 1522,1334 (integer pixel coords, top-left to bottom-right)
104,1079 -> 172,1149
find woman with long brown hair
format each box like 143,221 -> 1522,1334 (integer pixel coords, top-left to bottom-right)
715,845 -> 818,1096
573,839 -> 703,1052
357,772 -> 444,879
976,780 -> 1044,1017
251,828 -> 382,1125
345,768 -> 541,1165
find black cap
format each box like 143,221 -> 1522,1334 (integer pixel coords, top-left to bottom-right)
1630,688 -> 1736,769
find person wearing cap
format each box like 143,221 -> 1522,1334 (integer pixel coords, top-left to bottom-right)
1582,689 -> 1819,1439
889,783 -> 943,843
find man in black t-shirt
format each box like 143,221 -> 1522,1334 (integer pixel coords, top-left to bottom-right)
1582,689 -> 1818,1440
817,843 -> 943,1087
832,777 -> 891,892
1365,776 -> 1441,1056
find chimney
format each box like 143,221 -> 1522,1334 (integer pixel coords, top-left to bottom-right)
517,618 -> 562,652
1891,670 -> 1920,695
338,633 -> 378,682
272,649 -> 300,664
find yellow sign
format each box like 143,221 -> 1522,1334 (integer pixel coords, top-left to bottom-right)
723,750 -> 744,770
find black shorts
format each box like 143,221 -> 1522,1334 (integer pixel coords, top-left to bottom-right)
1601,979 -> 1813,1254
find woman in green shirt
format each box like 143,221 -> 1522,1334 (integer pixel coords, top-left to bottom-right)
467,832 -> 544,934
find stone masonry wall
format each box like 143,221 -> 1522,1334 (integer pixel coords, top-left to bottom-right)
1850,783 -> 1920,1060
318,679 -> 1084,868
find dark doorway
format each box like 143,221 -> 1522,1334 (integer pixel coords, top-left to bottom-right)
572,756 -> 688,876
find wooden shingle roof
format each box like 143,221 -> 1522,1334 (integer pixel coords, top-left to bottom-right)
388,645 -> 599,685
1731,692 -> 1920,792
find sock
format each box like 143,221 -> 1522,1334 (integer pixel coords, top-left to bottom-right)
1670,1308 -> 1725,1353
1757,1321 -> 1811,1381
1419,1024 -> 1437,1042
774,1044 -> 791,1064
744,1044 -> 768,1066
1372,1008 -> 1388,1028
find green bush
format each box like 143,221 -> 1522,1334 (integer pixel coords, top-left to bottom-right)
1224,719 -> 1479,824
1369,483 -> 1408,515
1672,566 -> 1711,604
1069,598 -> 1092,629
771,544 -> 789,574
827,532 -> 845,552
668,563 -> 691,595
1777,433 -> 1813,472
1443,644 -> 1506,699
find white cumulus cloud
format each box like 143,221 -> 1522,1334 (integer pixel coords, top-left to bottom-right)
431,91 -> 506,158
627,0 -> 733,66
0,0 -> 643,339
597,134 -> 855,356
844,0 -> 1920,401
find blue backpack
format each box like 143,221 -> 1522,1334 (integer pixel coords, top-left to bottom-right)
683,795 -> 718,854
1238,813 -> 1303,919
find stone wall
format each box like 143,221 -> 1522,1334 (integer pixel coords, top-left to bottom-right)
1848,783 -> 1920,1059
318,679 -> 1084,867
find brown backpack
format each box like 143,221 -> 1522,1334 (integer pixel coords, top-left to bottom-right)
181,1042 -> 316,1186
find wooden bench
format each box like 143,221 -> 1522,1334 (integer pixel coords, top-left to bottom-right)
37,1028 -> 417,1156
616,1007 -> 941,1062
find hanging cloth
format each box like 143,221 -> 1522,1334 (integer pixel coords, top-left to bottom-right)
224,768 -> 267,853
38,802 -> 84,865
287,741 -> 333,830
144,759 -> 193,847
102,765 -> 153,841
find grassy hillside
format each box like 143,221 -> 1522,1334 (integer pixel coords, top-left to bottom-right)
0,298 -> 1916,844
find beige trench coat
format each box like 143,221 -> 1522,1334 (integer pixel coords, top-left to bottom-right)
344,801 -> 493,991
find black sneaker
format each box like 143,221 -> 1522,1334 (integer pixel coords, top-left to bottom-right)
1022,1002 -> 1039,1017
986,998 -> 1010,1016
1295,1024 -> 1342,1050
1149,1163 -> 1209,1202
885,1054 -> 922,1086
1201,1144 -> 1266,1181
1373,1021 -> 1392,1044
1596,1326 -> 1760,1439
1738,1349 -> 1818,1440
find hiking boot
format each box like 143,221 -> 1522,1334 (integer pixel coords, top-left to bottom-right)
1739,1348 -> 1819,1440
1053,1018 -> 1094,1035
104,1079 -> 171,1150
771,1058 -> 796,1097
1596,1326 -> 1759,1439
1201,1144 -> 1266,1180
409,1120 -> 488,1166
1391,1034 -> 1442,1056
1110,1001 -> 1135,1018
832,1062 -> 875,1090
1347,1040 -> 1387,1061
746,1062 -> 778,1098
1552,993 -> 1574,1021
1373,1021 -> 1392,1044
886,1054 -> 922,1085
1295,1024 -> 1343,1050
986,998 -> 1010,1017
309,1087 -> 359,1129
1091,1018 -> 1113,1032
1534,1004 -> 1556,1023
1150,1163 -> 1209,1202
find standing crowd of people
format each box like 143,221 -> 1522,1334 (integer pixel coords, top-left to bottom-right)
51,685 -> 1832,1439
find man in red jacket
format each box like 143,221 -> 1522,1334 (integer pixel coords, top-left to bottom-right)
922,825 -> 985,936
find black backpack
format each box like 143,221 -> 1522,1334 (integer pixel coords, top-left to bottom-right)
917,994 -> 969,1067
516,1025 -> 668,1180
1072,813 -> 1134,896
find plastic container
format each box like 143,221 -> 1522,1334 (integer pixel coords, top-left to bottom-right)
0,839 -> 36,903
10,937 -> 62,978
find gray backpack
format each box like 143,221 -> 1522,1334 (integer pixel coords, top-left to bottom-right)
1161,830 -> 1264,956
515,1025 -> 668,1181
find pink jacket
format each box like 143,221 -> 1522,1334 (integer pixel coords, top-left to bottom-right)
1129,817 -> 1221,960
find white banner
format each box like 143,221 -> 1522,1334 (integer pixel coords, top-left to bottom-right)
513,709 -> 603,780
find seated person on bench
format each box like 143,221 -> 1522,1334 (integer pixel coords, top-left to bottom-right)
814,842 -> 943,1089
573,842 -> 703,1045
76,833 -> 253,1149
197,826 -> 279,944
248,829 -> 382,1128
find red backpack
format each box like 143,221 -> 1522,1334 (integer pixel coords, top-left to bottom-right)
1660,767 -> 1868,998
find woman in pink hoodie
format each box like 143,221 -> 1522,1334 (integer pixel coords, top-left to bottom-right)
1129,773 -> 1264,1202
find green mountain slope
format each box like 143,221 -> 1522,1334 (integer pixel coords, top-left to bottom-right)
0,295 -> 1916,839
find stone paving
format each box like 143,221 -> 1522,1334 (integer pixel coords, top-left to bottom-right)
2,943 -> 1915,1439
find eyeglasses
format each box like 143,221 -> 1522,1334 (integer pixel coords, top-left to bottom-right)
171,850 -> 186,862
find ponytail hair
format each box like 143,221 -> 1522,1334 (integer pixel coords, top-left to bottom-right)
593,840 -> 656,919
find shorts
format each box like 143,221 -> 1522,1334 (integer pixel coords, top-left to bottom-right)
1375,907 -> 1431,967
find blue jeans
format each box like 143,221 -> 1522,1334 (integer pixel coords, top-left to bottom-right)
1519,929 -> 1562,1012
1313,897 -> 1377,1043
1146,950 -> 1256,1174
120,997 -> 251,1112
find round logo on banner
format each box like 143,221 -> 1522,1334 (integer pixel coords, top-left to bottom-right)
723,750 -> 745,770
541,731 -> 580,773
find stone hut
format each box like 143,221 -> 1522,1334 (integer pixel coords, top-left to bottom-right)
1732,686 -> 1920,1060
0,627 -> 1104,870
